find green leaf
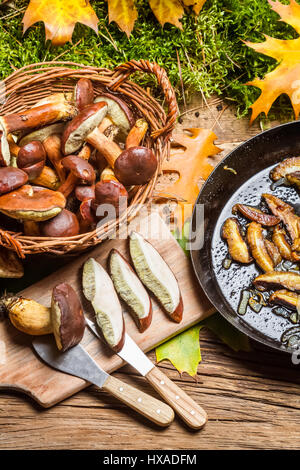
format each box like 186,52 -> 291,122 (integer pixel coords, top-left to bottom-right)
156,313 -> 250,377
156,324 -> 203,377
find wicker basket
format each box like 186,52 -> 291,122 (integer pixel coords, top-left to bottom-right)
0,60 -> 178,258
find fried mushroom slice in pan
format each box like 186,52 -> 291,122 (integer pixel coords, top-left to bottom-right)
246,222 -> 274,272
232,204 -> 280,226
263,194 -> 300,243
253,271 -> 300,292
222,218 -> 252,264
269,289 -> 299,311
270,157 -> 300,181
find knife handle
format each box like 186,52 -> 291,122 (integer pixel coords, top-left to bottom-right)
145,366 -> 207,429
102,375 -> 174,427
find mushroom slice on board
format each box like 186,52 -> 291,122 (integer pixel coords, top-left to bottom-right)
0,185 -> 66,221
129,232 -> 183,323
51,283 -> 85,352
246,222 -> 274,272
82,258 -> 125,352
222,217 -> 252,264
95,93 -> 135,140
253,271 -> 300,292
269,289 -> 299,311
109,249 -> 152,333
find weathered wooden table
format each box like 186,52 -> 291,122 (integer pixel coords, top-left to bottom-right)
1,97 -> 299,450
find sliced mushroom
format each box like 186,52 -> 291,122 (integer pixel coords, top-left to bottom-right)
109,249 -> 152,333
270,157 -> 300,181
74,78 -> 94,111
222,217 -> 252,264
264,239 -> 282,266
246,222 -> 274,272
253,271 -> 300,292
92,167 -> 128,219
17,141 -> 46,180
263,194 -> 300,243
0,167 -> 28,195
40,209 -> 80,237
286,171 -> 300,191
0,185 -> 66,221
0,99 -> 76,135
95,93 -> 135,140
272,225 -> 294,261
0,247 -> 24,278
62,103 -> 157,186
18,122 -> 66,147
51,282 -> 85,352
269,289 -> 299,311
129,232 -> 183,323
232,204 -> 280,226
82,258 -> 125,351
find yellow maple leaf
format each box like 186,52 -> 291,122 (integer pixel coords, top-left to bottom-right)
23,0 -> 99,46
245,0 -> 300,124
149,0 -> 184,28
106,0 -> 138,37
157,128 -> 221,224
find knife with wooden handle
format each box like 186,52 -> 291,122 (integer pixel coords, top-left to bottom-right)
32,335 -> 174,427
86,318 -> 207,429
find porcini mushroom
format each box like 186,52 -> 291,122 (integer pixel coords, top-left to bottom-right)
92,167 -> 128,219
77,198 -> 97,233
62,103 -> 157,186
0,185 -> 66,221
59,155 -> 95,197
0,167 -> 28,195
43,134 -> 66,182
0,98 -> 76,135
74,78 -> 94,111
31,165 -> 60,190
0,129 -> 11,166
95,93 -> 135,140
16,141 -> 46,180
125,118 -> 148,149
75,184 -> 95,202
40,209 -> 80,237
51,282 -> 85,352
18,122 -> 66,147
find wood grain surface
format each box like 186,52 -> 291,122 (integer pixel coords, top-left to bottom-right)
1,96 -> 299,450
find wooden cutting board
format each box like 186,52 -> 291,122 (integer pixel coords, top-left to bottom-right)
0,212 -> 213,407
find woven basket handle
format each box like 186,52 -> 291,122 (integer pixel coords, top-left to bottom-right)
110,60 -> 178,140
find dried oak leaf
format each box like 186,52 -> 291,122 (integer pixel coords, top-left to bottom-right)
23,0 -> 99,46
245,0 -> 300,124
157,128 -> 221,222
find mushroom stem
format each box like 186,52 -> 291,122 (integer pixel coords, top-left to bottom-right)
86,127 -> 121,167
43,134 -> 66,183
100,167 -> 118,182
32,165 -> 60,190
126,119 -> 148,149
23,220 -> 40,236
58,145 -> 92,197
0,101 -> 76,135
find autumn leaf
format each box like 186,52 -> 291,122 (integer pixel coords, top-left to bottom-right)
23,0 -> 99,46
106,0 -> 138,37
157,128 -> 221,224
156,313 -> 250,377
149,0 -> 184,28
245,0 -> 300,123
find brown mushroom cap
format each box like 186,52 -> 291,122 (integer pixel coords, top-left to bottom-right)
0,185 -> 66,221
114,146 -> 157,186
75,78 -> 94,111
92,179 -> 128,218
78,198 -> 97,232
51,282 -> 85,352
62,102 -> 108,155
75,184 -> 95,202
17,141 -> 46,180
40,209 -> 80,237
95,93 -> 135,140
0,167 -> 28,195
61,155 -> 95,184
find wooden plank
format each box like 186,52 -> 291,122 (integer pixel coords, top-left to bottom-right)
0,212 -> 213,407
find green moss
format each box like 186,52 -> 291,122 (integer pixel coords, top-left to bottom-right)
0,0 -> 297,121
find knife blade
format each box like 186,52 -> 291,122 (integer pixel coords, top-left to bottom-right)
86,317 -> 207,429
32,335 -> 174,427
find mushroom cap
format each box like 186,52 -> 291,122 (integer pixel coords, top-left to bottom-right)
61,155 -> 95,184
62,102 -> 108,155
18,122 -> 66,147
95,93 -> 135,140
17,141 -> 46,180
114,146 -> 157,186
51,282 -> 85,352
0,167 -> 28,196
75,78 -> 94,111
0,185 -> 66,221
0,129 -> 11,166
92,180 -> 128,218
40,209 -> 80,237
78,198 -> 97,232
75,184 -> 95,202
